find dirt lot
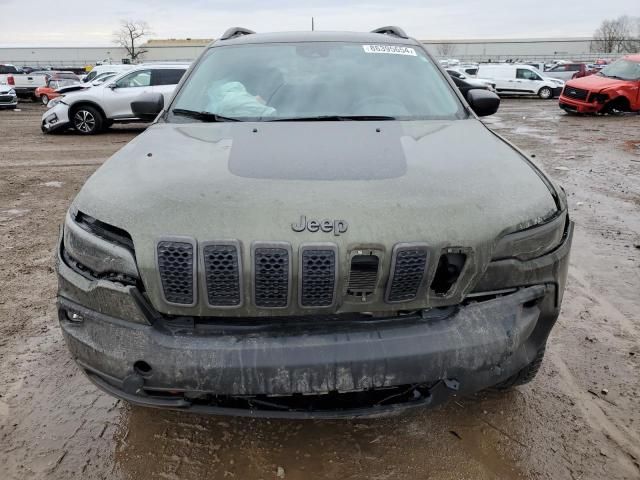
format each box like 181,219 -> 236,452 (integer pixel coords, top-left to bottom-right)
0,100 -> 639,480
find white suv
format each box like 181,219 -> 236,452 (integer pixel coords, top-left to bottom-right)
41,64 -> 189,134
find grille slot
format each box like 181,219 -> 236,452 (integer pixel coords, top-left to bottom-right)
386,245 -> 429,302
430,252 -> 467,296
562,86 -> 589,101
347,254 -> 380,298
253,244 -> 291,308
300,246 -> 337,307
157,240 -> 195,305
203,243 -> 242,307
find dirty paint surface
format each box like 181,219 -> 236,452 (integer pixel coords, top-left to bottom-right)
1,101 -> 639,479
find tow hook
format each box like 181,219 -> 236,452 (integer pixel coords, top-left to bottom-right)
122,374 -> 145,395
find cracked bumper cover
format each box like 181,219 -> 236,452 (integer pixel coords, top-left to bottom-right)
57,223 -> 573,418
41,102 -> 71,132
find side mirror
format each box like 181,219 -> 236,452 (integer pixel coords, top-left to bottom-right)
466,89 -> 500,117
107,83 -> 117,89
131,92 -> 164,121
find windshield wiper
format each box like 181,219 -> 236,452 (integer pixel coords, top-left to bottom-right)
269,115 -> 396,122
172,108 -> 242,122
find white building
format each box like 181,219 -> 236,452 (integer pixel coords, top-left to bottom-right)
0,37 -> 618,68
423,37 -> 605,62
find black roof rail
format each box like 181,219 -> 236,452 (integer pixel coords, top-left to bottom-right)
220,27 -> 256,41
371,26 -> 408,39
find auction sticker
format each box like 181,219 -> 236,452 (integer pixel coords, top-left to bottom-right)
362,45 -> 417,56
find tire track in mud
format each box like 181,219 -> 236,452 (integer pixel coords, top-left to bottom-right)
2,100 -> 640,480
549,350 -> 640,476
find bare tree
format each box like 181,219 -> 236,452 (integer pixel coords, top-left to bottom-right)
591,16 -> 639,53
436,43 -> 457,57
114,20 -> 152,62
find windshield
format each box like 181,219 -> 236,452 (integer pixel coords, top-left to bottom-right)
599,59 -> 640,81
169,42 -> 463,121
50,79 -> 78,89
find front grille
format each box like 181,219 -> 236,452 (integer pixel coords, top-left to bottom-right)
203,243 -> 242,307
347,254 -> 380,297
0,95 -> 14,103
562,86 -> 589,101
154,240 -> 472,309
300,246 -> 337,307
386,245 -> 429,302
253,244 -> 291,308
157,240 -> 195,305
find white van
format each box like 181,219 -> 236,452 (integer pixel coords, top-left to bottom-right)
82,64 -> 135,83
476,64 -> 564,99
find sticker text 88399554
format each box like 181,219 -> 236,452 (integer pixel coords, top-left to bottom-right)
362,45 -> 417,56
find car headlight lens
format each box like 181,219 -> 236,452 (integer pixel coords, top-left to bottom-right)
8,88 -> 16,95
48,96 -> 63,108
590,92 -> 609,103
492,212 -> 567,261
62,210 -> 139,283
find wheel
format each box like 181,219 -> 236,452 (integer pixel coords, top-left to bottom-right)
72,105 -> 103,134
604,98 -> 630,115
538,87 -> 553,99
494,347 -> 546,390
41,95 -> 49,106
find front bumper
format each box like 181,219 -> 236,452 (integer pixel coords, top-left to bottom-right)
559,95 -> 602,114
552,86 -> 564,98
41,102 -> 71,133
14,86 -> 36,97
0,95 -> 17,107
56,222 -> 573,418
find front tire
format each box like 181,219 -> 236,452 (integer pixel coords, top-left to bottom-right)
604,98 -> 630,115
72,106 -> 103,135
40,95 -> 49,106
538,87 -> 553,99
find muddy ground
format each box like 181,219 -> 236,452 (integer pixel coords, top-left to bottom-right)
0,100 -> 639,480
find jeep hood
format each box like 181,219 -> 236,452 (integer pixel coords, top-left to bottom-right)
72,119 -> 559,315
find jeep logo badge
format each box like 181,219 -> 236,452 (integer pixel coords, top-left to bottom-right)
292,215 -> 348,236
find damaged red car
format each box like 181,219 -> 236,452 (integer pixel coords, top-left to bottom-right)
559,54 -> 640,114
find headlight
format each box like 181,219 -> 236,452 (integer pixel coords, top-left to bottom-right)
63,210 -> 138,282
48,96 -> 63,108
590,92 -> 609,103
492,212 -> 567,261
8,89 -> 16,95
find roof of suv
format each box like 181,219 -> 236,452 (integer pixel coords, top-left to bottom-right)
212,31 -> 421,47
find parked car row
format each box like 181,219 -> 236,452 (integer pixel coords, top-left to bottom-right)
476,64 -> 564,99
446,69 -> 496,91
81,64 -> 135,84
0,64 -> 82,100
439,61 -> 564,99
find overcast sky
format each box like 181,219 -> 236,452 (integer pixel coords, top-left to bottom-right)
0,0 -> 637,46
